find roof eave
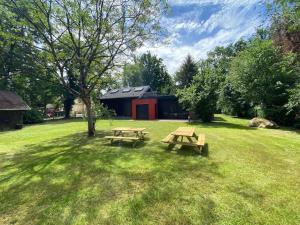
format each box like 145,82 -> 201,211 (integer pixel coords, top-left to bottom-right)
0,106 -> 31,111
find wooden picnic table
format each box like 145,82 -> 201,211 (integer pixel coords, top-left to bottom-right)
162,127 -> 205,153
171,127 -> 197,138
112,127 -> 147,140
105,127 -> 148,147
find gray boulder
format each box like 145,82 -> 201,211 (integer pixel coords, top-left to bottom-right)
249,117 -> 279,129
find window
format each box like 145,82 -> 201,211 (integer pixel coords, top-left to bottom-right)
110,89 -> 119,94
134,87 -> 144,92
122,88 -> 131,93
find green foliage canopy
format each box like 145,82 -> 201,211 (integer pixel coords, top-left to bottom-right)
174,54 -> 198,88
229,38 -> 299,124
122,52 -> 173,94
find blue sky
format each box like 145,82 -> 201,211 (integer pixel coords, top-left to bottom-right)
137,0 -> 268,74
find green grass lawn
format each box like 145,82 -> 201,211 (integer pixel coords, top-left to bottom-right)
0,115 -> 300,225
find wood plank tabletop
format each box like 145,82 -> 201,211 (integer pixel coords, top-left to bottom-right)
112,127 -> 146,132
171,127 -> 195,137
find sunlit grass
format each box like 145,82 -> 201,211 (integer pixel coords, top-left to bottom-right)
0,115 -> 300,225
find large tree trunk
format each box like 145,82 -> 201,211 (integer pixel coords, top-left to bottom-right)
83,96 -> 95,137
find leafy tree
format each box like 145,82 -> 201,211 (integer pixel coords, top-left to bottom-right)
211,40 -> 251,117
192,40 -> 248,117
13,69 -> 62,113
0,5 -> 35,90
218,79 -> 253,118
270,0 -> 300,123
175,54 -> 198,88
177,62 -> 220,122
176,40 -> 249,121
123,61 -> 143,87
122,52 -> 173,94
229,38 -> 298,125
63,75 -> 76,119
7,0 -> 166,136
272,0 -> 300,31
286,84 -> 300,114
0,5 -> 62,113
270,0 -> 300,56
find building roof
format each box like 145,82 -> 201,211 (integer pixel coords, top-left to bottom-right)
0,90 -> 31,111
100,86 -> 153,100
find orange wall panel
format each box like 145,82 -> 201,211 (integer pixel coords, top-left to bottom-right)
132,98 -> 157,120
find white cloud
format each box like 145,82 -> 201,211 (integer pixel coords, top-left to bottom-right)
136,0 -> 266,74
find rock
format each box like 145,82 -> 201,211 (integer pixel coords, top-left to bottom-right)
249,117 -> 279,129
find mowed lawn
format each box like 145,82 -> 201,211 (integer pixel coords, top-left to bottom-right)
0,115 -> 300,225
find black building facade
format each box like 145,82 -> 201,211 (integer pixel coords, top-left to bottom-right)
100,86 -> 188,120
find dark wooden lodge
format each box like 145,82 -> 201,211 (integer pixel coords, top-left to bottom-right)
0,91 -> 31,130
100,86 -> 188,120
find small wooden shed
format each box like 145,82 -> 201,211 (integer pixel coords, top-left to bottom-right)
0,91 -> 31,130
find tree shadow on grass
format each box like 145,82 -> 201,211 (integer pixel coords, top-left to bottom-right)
103,140 -> 147,149
0,131 -> 222,225
191,120 -> 255,130
214,116 -> 226,122
166,143 -> 210,157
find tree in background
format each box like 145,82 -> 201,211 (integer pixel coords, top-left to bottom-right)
174,54 -> 198,88
63,75 -> 76,119
177,30 -> 299,125
123,60 -> 143,87
0,6 -> 62,116
177,61 -> 220,122
7,0 -> 166,136
229,38 -> 298,125
0,4 -> 29,90
177,40 -> 249,121
270,0 -> 300,56
285,83 -> 300,127
270,0 -> 300,124
218,80 -> 252,118
122,52 -> 173,95
213,40 -> 250,117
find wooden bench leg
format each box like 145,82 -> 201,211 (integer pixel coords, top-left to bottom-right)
187,137 -> 193,143
167,143 -> 176,151
197,145 -> 203,154
133,140 -> 138,147
168,135 -> 179,151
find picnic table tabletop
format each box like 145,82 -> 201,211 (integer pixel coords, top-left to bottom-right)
112,127 -> 146,132
171,127 -> 195,137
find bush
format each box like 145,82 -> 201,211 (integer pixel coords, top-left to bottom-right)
176,60 -> 223,123
195,98 -> 215,122
254,105 -> 296,126
23,109 -> 44,124
93,103 -> 116,119
218,81 -> 254,118
294,118 -> 300,129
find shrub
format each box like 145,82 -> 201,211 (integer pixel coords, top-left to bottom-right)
93,103 -> 116,119
23,109 -> 44,124
294,118 -> 300,129
195,98 -> 215,122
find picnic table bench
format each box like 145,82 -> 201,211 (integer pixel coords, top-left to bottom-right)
105,127 -> 148,147
162,127 -> 205,153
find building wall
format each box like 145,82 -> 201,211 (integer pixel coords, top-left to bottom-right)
100,96 -> 187,120
101,98 -> 132,118
0,111 -> 23,130
132,98 -> 157,120
70,98 -> 86,116
157,96 -> 188,119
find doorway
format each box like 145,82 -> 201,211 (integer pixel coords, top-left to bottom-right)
136,104 -> 149,120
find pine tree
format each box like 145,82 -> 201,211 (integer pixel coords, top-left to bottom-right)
175,55 -> 198,88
